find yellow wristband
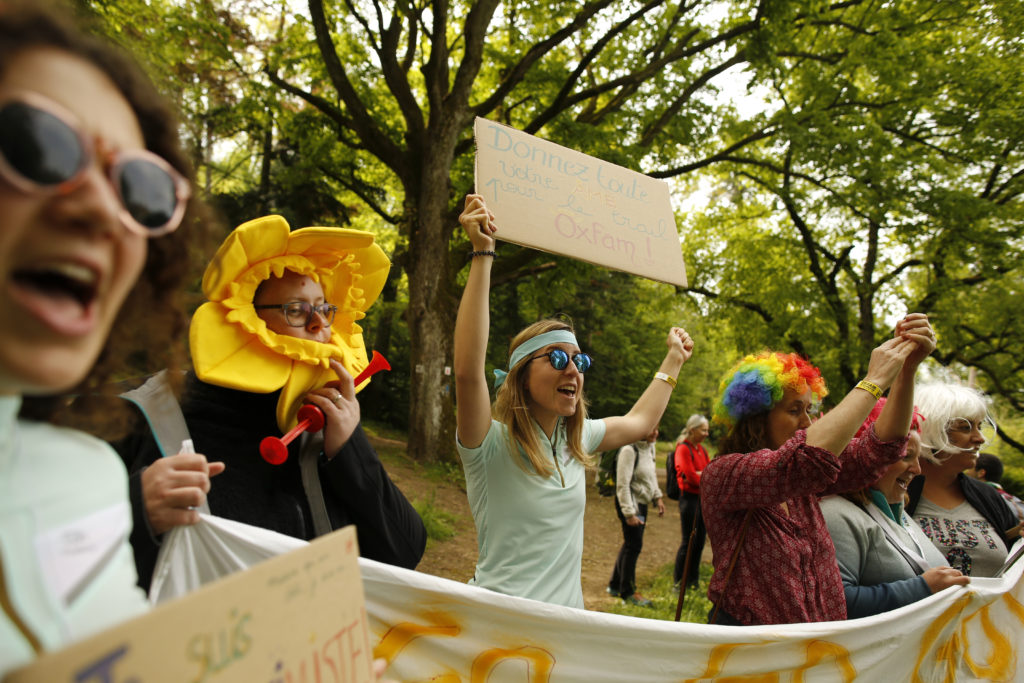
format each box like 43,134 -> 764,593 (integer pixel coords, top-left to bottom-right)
855,380 -> 883,400
654,372 -> 677,389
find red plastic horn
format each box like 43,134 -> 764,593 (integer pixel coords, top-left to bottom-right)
259,351 -> 392,465
353,350 -> 391,385
259,404 -> 325,465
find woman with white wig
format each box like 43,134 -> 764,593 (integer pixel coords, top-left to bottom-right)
907,383 -> 1019,577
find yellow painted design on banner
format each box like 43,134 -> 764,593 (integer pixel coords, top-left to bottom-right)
470,646 -> 555,682
793,640 -> 856,682
961,604 -> 1014,680
684,643 -> 765,679
913,594 -> 971,683
1006,593 -> 1024,622
373,613 -> 461,664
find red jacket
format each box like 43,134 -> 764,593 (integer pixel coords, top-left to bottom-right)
674,440 -> 709,495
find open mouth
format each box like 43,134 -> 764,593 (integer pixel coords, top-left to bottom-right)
557,384 -> 577,398
13,262 -> 99,309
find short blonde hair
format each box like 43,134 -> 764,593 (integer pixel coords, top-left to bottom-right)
494,319 -> 591,476
915,382 -> 993,465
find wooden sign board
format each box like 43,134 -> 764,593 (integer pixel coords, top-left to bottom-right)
474,118 -> 687,287
5,526 -> 373,683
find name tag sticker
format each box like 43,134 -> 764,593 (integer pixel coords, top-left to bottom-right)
34,502 -> 130,605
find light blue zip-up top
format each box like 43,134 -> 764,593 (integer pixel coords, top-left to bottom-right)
1,395 -> 148,675
457,417 -> 605,608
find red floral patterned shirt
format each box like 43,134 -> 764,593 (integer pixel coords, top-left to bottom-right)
701,428 -> 906,625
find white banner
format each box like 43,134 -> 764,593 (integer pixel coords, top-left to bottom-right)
364,545 -> 1024,682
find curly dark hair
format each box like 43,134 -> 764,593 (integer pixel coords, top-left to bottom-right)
3,1 -> 209,435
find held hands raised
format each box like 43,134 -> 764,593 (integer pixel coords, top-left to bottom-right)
863,313 -> 937,391
894,313 -> 937,371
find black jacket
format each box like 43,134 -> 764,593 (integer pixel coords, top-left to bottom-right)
114,373 -> 426,589
907,471 -> 1017,550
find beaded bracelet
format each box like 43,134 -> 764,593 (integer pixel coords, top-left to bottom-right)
855,379 -> 883,400
469,250 -> 497,259
654,371 -> 677,389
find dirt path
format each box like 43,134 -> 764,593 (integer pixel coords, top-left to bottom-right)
373,434 -> 709,611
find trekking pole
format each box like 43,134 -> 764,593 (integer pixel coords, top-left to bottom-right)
674,502 -> 702,622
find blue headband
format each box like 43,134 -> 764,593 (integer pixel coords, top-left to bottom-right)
493,330 -> 580,389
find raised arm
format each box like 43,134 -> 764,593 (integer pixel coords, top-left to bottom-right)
804,335 -> 915,454
599,327 -> 693,451
453,194 -> 498,448
873,314 -> 935,441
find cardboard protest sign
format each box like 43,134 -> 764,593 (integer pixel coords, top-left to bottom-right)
5,526 -> 373,683
474,118 -> 687,286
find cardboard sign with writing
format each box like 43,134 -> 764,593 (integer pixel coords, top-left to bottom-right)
5,526 -> 373,683
474,118 -> 687,286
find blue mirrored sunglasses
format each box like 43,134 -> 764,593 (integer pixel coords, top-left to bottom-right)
529,348 -> 592,373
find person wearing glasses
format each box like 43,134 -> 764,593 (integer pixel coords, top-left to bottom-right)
0,3 -> 201,672
907,383 -> 1019,577
115,216 -> 426,590
700,315 -> 934,626
454,194 -> 694,608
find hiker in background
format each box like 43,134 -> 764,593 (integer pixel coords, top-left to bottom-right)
673,414 -> 710,588
967,452 -> 1024,523
454,193 -> 694,608
607,426 -> 664,606
701,313 -> 935,625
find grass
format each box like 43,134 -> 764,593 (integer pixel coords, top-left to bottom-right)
412,491 -> 458,544
362,419 -> 467,489
602,562 -> 714,623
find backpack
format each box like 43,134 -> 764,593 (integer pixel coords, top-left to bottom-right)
664,444 -> 682,501
596,445 -> 637,497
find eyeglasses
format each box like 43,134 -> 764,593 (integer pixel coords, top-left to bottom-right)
946,417 -> 988,435
254,301 -> 338,327
0,92 -> 191,237
529,349 -> 593,374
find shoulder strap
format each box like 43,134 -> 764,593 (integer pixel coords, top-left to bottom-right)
677,443 -> 693,479
120,370 -> 191,459
120,370 -> 209,515
859,502 -> 930,575
299,432 -> 334,538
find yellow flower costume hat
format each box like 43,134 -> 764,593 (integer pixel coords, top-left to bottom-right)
189,215 -> 390,431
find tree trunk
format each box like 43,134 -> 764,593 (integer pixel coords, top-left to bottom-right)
403,156 -> 458,463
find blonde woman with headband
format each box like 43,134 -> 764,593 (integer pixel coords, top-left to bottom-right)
907,383 -> 1018,576
454,193 -> 694,608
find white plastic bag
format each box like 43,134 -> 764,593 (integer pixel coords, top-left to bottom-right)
148,513 -> 307,605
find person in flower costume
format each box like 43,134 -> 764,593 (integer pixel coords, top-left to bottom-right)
115,216 -> 426,589
700,314 -> 937,626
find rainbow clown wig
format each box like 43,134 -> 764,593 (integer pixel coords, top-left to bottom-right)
713,352 -> 828,431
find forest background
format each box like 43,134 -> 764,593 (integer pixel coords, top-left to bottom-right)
81,0 -> 1024,490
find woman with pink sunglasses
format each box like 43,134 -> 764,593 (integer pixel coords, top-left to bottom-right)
0,2 -> 206,673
